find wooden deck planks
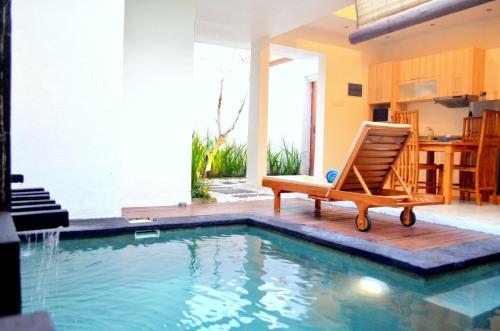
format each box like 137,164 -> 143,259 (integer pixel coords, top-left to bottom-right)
122,198 -> 496,252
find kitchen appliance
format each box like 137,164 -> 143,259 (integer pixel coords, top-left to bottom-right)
372,105 -> 389,122
434,95 -> 478,108
469,100 -> 500,194
469,99 -> 500,116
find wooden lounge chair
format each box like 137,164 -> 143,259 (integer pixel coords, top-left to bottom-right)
262,121 -> 444,232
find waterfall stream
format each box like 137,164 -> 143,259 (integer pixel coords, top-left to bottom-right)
22,229 -> 61,308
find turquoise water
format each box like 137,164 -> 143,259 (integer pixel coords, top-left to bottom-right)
21,226 -> 500,331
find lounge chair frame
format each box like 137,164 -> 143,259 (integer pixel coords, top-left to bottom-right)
262,122 -> 444,232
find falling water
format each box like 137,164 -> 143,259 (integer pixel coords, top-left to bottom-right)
24,229 -> 61,307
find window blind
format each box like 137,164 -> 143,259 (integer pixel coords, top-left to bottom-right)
355,0 -> 431,27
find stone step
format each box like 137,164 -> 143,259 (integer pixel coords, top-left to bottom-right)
11,187 -> 45,193
11,200 -> 56,206
12,210 -> 69,232
11,194 -> 50,201
11,191 -> 48,197
10,204 -> 61,213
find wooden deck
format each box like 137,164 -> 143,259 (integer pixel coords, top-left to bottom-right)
122,198 -> 497,252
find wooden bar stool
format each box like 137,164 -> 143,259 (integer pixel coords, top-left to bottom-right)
391,110 -> 442,193
458,116 -> 482,201
454,110 -> 500,205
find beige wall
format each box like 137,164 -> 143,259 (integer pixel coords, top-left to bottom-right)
271,18 -> 500,174
272,27 -> 379,170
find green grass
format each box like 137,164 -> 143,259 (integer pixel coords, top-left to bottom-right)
267,140 -> 302,176
267,143 -> 282,176
279,139 -> 301,175
210,141 -> 247,178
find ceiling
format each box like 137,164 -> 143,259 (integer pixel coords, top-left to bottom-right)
195,0 -> 352,48
307,0 -> 500,44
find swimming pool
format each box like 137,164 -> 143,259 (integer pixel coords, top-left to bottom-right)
21,225 -> 500,330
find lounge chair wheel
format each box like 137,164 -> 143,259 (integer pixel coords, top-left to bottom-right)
355,214 -> 371,232
400,209 -> 416,227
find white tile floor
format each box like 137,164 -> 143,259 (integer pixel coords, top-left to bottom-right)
209,178 -> 500,235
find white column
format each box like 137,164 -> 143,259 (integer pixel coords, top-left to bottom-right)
122,0 -> 195,207
313,55 -> 326,177
246,38 -> 270,185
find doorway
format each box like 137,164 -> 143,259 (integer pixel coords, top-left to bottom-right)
309,81 -> 317,176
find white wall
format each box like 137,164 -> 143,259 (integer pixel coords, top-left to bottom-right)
13,0 -> 197,217
12,0 -> 124,218
193,43 -> 250,144
409,102 -> 470,137
268,58 -> 318,174
122,0 -> 195,207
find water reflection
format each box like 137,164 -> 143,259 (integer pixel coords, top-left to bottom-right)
21,225 -> 500,331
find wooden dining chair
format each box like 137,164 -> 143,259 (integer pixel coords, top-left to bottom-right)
454,110 -> 500,205
391,110 -> 442,193
458,116 -> 482,201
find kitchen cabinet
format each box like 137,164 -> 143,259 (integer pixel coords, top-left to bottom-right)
368,61 -> 394,104
398,79 -> 438,103
368,48 -> 485,105
398,54 -> 439,102
399,54 -> 440,82
438,48 -> 485,97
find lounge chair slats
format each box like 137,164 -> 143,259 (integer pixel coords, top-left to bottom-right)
368,130 -> 411,137
361,143 -> 402,150
365,135 -> 407,144
358,150 -> 399,157
354,164 -> 391,171
262,121 -> 444,232
355,157 -> 396,164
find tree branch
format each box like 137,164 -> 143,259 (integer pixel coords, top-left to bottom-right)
223,92 -> 247,137
216,78 -> 224,136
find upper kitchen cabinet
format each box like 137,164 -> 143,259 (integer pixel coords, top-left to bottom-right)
438,48 -> 485,97
398,54 -> 440,102
368,48 -> 486,105
368,61 -> 395,104
399,54 -> 440,82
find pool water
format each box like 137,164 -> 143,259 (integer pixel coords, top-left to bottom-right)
21,226 -> 500,331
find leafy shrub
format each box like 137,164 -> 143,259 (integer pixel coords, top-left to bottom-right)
191,133 -> 211,199
191,179 -> 211,199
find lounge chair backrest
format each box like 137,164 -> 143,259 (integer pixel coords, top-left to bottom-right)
331,121 -> 411,193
